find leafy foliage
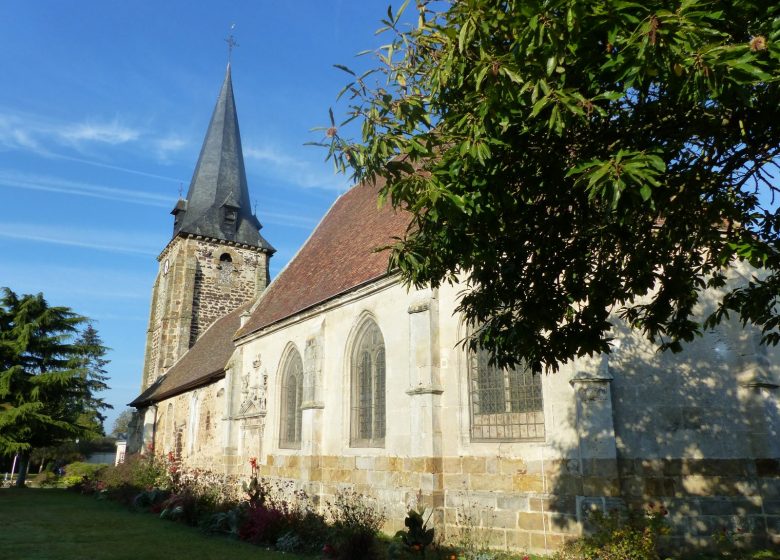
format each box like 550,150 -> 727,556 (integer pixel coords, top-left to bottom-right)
0,287 -> 111,485
554,505 -> 669,560
322,0 -> 780,372
391,507 -> 436,558
110,408 -> 134,438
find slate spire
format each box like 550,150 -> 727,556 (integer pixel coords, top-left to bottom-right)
171,64 -> 274,251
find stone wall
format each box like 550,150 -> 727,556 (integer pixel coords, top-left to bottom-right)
140,234 -> 269,390
153,379 -> 228,472
143,272 -> 780,555
188,239 -> 268,342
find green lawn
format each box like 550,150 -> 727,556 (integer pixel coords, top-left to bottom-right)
0,488 -> 304,560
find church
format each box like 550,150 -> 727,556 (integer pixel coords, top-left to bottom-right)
128,65 -> 780,554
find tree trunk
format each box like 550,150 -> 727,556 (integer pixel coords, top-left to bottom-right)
14,452 -> 30,488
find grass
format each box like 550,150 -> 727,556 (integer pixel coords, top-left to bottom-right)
0,488 -> 304,560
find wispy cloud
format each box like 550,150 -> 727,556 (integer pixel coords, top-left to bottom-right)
47,153 -> 184,183
153,134 -> 190,162
0,109 -> 141,152
0,222 -> 160,256
0,108 -> 189,177
0,170 -> 173,207
244,143 -> 349,192
59,120 -> 141,145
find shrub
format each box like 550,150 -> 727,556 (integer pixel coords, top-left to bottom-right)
238,504 -> 287,544
391,508 -> 435,558
202,506 -> 246,537
61,462 -> 107,488
96,452 -> 168,493
554,504 -> 669,560
132,488 -> 169,511
325,489 -> 387,560
159,489 -> 203,526
36,471 -> 60,488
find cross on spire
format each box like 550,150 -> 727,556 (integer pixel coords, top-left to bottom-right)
225,23 -> 239,63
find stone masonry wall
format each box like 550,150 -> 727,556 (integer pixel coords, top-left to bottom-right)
188,238 -> 268,342
140,234 -> 269,390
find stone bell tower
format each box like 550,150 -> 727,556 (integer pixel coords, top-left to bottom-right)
140,64 -> 274,391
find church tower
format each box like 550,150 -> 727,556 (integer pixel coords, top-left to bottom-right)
140,64 -> 274,390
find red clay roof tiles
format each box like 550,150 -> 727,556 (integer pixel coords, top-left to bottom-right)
129,302 -> 250,406
236,178 -> 411,339
131,178 -> 410,405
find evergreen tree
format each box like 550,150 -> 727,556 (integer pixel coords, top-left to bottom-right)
0,288 -> 109,486
72,324 -> 112,436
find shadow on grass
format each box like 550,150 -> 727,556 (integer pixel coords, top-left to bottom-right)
0,488 -> 301,560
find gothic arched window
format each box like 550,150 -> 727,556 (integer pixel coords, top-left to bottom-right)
350,319 -> 386,447
469,346 -> 544,441
279,348 -> 303,449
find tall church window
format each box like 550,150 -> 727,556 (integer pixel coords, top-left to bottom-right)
469,346 -> 544,441
279,348 -> 303,449
350,319 -> 386,447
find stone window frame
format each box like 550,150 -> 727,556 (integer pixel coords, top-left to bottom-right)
187,391 -> 200,454
349,318 -> 386,448
218,252 -> 234,285
165,402 -> 175,454
467,344 -> 545,443
279,346 -> 303,449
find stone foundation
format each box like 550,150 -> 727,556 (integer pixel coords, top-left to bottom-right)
195,454 -> 780,554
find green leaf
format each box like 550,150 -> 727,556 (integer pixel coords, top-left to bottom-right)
333,64 -> 356,76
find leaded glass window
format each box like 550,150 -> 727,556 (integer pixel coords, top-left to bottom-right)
279,348 -> 303,449
469,346 -> 544,441
350,320 -> 386,447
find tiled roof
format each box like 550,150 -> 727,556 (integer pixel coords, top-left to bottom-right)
129,302 -> 250,406
236,178 -> 411,339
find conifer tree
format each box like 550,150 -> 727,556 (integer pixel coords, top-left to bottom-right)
72,324 -> 112,435
0,288 -> 110,486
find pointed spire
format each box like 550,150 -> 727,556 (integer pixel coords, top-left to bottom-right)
172,65 -> 274,252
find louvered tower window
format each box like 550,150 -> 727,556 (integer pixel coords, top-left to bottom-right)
218,253 -> 233,284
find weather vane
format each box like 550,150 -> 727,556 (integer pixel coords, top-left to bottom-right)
178,182 -> 183,198
225,23 -> 239,63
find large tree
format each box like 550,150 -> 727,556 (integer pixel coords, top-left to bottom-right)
323,0 -> 780,372
0,288 -> 110,486
110,408 -> 134,438
72,324 -> 112,435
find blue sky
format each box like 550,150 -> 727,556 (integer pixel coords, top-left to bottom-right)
0,0 -> 403,432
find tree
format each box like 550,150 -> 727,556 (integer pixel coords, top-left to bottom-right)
323,0 -> 780,372
0,288 -> 110,486
73,324 -> 112,435
111,408 -> 134,438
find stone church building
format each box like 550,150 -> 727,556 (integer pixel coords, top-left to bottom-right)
128,66 -> 780,553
